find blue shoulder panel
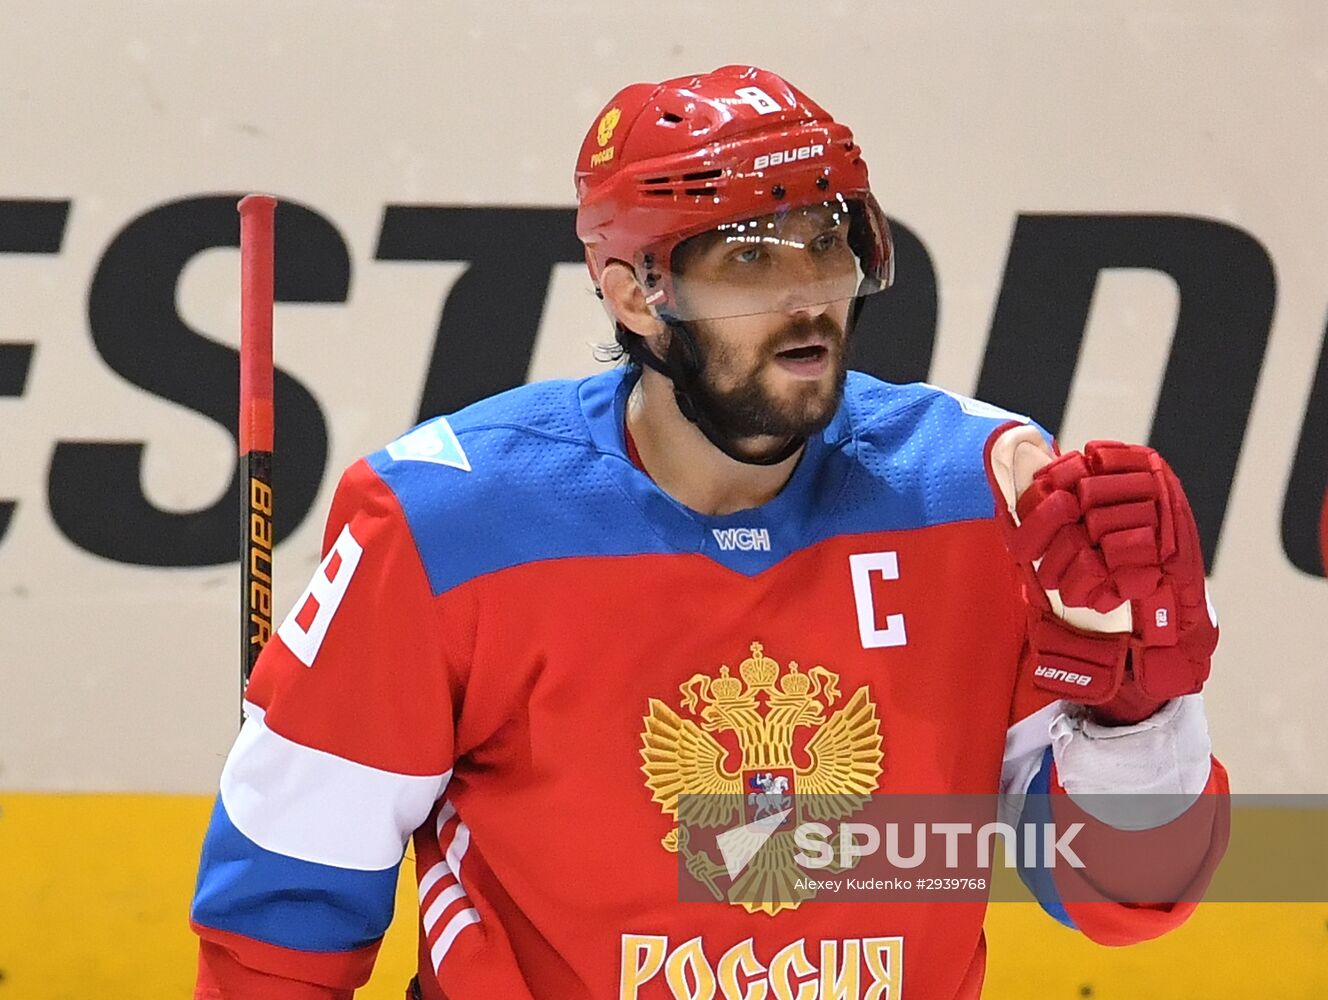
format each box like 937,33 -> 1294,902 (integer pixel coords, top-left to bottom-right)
364,369 -> 1048,596
821,375 -> 1046,539
366,374 -> 681,597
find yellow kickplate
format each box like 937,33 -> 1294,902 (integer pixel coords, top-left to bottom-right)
0,793 -> 418,999
1,793 -> 1324,998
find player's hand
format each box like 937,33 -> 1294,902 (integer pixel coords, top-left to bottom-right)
986,425 -> 1218,723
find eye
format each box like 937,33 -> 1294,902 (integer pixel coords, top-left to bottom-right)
810,230 -> 844,253
731,245 -> 764,264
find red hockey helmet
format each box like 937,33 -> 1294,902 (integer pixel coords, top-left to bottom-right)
574,66 -> 893,324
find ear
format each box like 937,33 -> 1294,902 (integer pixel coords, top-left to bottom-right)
600,261 -> 667,341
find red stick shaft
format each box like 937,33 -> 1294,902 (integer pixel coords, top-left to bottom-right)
238,194 -> 277,720
239,194 -> 276,455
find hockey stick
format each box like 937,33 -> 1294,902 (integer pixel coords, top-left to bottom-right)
238,194 -> 276,725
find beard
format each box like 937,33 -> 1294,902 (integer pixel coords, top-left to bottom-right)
671,312 -> 850,442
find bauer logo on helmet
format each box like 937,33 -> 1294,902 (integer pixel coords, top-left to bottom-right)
752,143 -> 825,172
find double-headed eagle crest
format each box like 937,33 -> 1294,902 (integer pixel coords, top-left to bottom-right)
640,641 -> 884,914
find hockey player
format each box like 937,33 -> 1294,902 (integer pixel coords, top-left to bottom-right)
192,66 -> 1228,999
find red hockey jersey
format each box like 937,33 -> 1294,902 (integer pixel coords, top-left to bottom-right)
192,368 -> 1228,999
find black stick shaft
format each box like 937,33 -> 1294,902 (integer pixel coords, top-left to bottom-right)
241,450 -> 273,724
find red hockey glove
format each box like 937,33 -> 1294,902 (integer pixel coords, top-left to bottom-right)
986,425 -> 1218,724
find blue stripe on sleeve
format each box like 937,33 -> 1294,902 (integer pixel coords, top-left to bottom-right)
1016,747 -> 1078,930
191,795 -> 399,952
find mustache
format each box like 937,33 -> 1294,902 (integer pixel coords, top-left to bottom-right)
768,313 -> 846,354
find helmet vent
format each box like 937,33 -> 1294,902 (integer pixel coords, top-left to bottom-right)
659,112 -> 684,124
684,187 -> 718,197
681,169 -> 723,182
642,176 -> 671,185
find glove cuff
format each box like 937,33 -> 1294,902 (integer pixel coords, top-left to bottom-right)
1050,694 -> 1214,830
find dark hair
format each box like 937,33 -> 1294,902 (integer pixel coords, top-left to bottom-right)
594,321 -> 645,368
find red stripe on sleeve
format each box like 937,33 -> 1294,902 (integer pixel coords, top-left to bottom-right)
192,923 -> 378,998
1051,758 -> 1231,945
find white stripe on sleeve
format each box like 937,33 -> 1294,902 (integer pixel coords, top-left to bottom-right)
418,861 -> 451,905
221,704 -> 449,871
431,909 -> 481,971
423,883 -> 469,930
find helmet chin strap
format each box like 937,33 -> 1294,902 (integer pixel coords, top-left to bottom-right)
627,320 -> 804,467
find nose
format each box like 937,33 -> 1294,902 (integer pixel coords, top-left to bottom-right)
777,247 -> 832,317
787,295 -> 831,320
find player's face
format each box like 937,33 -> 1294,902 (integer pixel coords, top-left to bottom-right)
674,298 -> 853,441
669,206 -> 857,440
